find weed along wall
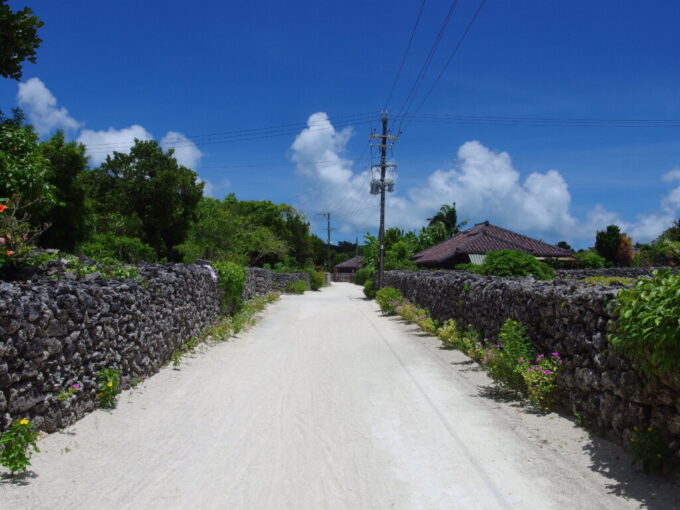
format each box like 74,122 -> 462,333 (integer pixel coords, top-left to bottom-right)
383,270 -> 680,462
0,264 -> 307,433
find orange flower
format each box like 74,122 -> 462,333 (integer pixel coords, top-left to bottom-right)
4,250 -> 15,256
0,204 -> 7,212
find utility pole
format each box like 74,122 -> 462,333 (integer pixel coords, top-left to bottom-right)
317,212 -> 333,272
370,112 -> 398,289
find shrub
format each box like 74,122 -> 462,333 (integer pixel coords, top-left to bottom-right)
0,418 -> 40,475
481,319 -> 534,391
97,368 -> 120,409
355,266 -> 374,286
285,279 -> 307,294
478,250 -> 555,280
627,426 -> 672,474
363,279 -> 376,299
375,287 -> 403,315
521,353 -> 562,408
576,250 -> 606,269
307,270 -> 325,291
438,319 -> 461,348
610,270 -> 680,378
212,261 -> 246,314
80,233 -> 155,263
417,316 -> 439,335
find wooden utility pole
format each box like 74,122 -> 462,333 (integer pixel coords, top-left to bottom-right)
317,212 -> 333,272
370,112 -> 398,289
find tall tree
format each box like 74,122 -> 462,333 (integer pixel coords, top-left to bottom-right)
595,225 -> 623,265
0,0 -> 43,80
0,109 -> 54,208
38,131 -> 87,251
84,140 -> 203,260
426,203 -> 466,237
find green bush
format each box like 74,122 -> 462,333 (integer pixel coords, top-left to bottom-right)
307,270 -> 325,291
481,319 -> 534,391
363,279 -> 376,299
80,233 -> 155,263
375,287 -> 403,315
355,266 -> 374,286
478,250 -> 555,280
610,270 -> 680,378
576,251 -> 606,269
212,261 -> 246,314
285,279 -> 307,294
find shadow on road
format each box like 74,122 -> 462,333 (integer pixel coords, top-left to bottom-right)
582,436 -> 680,510
0,471 -> 37,486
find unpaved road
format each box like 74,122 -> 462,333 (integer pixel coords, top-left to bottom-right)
2,283 -> 679,509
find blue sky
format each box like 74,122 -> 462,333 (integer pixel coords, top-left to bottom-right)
2,0 -> 680,248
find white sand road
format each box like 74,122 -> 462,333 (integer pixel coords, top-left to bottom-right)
2,283 -> 679,509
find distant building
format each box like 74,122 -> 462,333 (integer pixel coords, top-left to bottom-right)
411,221 -> 573,269
332,256 -> 365,282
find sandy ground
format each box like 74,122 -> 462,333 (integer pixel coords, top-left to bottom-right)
2,282 -> 679,509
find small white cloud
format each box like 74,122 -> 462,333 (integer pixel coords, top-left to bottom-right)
662,168 -> 680,182
16,78 -> 81,136
197,177 -> 230,199
160,131 -> 203,169
77,125 -> 153,166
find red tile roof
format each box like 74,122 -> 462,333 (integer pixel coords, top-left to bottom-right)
334,255 -> 365,270
411,221 -> 572,266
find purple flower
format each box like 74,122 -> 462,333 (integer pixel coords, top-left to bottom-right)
542,370 -> 553,375
72,383 -> 81,389
537,354 -> 545,359
518,358 -> 525,363
532,365 -> 539,370
551,352 -> 560,357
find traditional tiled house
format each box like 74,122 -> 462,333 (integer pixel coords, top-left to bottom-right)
332,256 -> 365,282
411,221 -> 572,269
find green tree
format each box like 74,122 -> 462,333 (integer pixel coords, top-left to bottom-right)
426,203 -> 467,237
84,139 -> 203,260
0,0 -> 43,80
556,241 -> 572,252
0,110 -> 54,208
595,225 -> 622,265
38,131 -> 87,251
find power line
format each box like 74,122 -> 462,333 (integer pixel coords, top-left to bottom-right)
82,111 -> 377,149
401,0 -> 487,133
84,117 -> 376,154
395,0 -> 460,133
384,0 -> 428,111
406,112 -> 680,127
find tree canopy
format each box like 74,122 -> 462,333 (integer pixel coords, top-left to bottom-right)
0,0 -> 43,80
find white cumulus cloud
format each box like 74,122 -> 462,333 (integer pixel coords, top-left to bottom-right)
77,125 -> 154,166
160,131 -> 203,169
16,78 -> 81,136
292,112 -> 680,244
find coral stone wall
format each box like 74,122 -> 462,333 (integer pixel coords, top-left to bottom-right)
0,264 -> 309,433
0,264 -> 221,432
383,270 -> 680,462
243,268 -> 310,300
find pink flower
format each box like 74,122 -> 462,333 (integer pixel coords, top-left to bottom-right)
551,352 -> 560,357
72,383 -> 81,389
542,370 -> 553,375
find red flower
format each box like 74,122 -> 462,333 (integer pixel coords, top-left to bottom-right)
0,204 -> 8,212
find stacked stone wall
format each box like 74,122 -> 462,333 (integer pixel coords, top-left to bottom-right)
384,270 -> 680,463
243,268 -> 310,300
0,264 -> 308,433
